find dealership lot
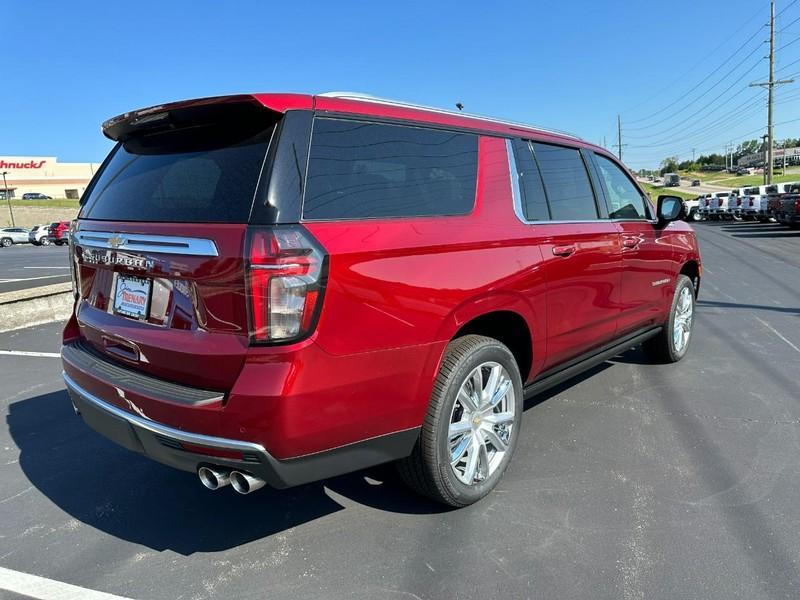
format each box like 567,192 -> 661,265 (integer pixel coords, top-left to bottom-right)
1,222 -> 799,600
0,244 -> 70,294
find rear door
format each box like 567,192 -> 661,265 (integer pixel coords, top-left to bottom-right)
514,141 -> 622,370
590,152 -> 674,335
72,101 -> 287,391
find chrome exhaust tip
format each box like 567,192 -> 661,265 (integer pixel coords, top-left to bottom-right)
230,470 -> 266,495
198,466 -> 231,490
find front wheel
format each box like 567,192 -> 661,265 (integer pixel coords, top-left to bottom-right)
690,209 -> 702,222
643,274 -> 695,363
398,335 -> 523,507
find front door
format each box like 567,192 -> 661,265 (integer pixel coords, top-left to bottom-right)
591,153 -> 674,335
511,141 -> 623,371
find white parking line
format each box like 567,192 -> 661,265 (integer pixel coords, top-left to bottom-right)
756,317 -> 800,355
0,566 -> 135,600
0,350 -> 60,358
0,274 -> 68,283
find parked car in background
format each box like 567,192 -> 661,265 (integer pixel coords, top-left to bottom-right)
60,92 -> 702,507
0,227 -> 31,247
727,188 -> 743,221
709,191 -> 731,220
740,186 -> 761,220
691,179 -> 701,186
47,221 -> 70,245
28,224 -> 52,245
765,183 -> 800,220
776,190 -> 800,228
22,192 -> 53,200
697,193 -> 712,218
684,196 -> 703,221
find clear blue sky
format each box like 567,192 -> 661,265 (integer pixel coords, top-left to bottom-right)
4,0 -> 800,170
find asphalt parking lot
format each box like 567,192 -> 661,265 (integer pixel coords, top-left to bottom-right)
0,243 -> 70,294
1,221 -> 799,600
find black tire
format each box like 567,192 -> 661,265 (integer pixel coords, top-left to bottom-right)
398,335 -> 523,507
0,238 -> 11,248
643,274 -> 695,363
690,209 -> 702,222
40,237 -> 50,246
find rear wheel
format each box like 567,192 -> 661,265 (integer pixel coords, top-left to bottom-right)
643,274 -> 695,363
398,335 -> 523,507
0,238 -> 11,248
40,237 -> 50,246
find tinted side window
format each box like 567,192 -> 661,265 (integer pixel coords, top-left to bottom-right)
303,119 -> 478,220
594,154 -> 650,219
511,139 -> 550,221
531,143 -> 598,220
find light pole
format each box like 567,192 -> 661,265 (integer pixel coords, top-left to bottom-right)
1,171 -> 13,227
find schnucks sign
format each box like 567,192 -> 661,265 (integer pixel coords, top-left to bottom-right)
0,160 -> 47,169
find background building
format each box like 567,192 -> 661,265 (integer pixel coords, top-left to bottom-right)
0,156 -> 101,199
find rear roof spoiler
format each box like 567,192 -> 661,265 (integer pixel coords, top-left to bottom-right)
102,93 -> 314,141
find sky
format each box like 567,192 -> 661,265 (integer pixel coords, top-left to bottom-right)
3,0 -> 800,170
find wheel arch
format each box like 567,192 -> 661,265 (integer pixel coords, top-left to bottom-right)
679,259 -> 701,298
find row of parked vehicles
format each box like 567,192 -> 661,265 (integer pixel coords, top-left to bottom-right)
0,221 -> 71,247
688,182 -> 800,227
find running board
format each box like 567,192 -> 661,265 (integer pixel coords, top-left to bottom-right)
523,327 -> 662,399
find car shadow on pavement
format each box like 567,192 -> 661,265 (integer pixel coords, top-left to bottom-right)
731,230 -> 800,238
7,390 -> 450,556
697,299 -> 800,316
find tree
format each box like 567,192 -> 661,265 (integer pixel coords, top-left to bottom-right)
660,156 -> 679,175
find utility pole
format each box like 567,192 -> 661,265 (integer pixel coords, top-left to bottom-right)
750,0 -> 794,184
692,148 -> 696,163
617,115 -> 623,162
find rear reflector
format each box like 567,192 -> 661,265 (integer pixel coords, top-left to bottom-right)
246,227 -> 327,343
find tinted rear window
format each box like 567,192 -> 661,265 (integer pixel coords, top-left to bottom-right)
302,118 -> 478,220
531,143 -> 598,220
81,119 -> 274,223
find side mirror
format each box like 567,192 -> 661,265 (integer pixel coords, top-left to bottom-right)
656,195 -> 684,226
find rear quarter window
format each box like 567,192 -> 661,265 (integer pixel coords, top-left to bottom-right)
302,119 -> 478,220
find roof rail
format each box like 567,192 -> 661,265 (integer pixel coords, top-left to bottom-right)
318,91 -> 584,141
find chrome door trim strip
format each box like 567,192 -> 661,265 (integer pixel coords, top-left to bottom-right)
73,230 -> 219,257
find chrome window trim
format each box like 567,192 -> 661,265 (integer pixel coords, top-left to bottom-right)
73,230 -> 219,257
506,139 -> 619,226
63,371 -> 267,454
319,91 -> 584,141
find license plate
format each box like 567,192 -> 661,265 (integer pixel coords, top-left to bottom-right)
113,274 -> 151,320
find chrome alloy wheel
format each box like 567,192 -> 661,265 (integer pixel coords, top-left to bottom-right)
673,286 -> 694,353
448,362 -> 515,486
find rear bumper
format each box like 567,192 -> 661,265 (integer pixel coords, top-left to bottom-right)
64,370 -> 419,488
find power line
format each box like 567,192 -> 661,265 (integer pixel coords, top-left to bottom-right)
620,5 -> 767,119
628,29 -> 761,131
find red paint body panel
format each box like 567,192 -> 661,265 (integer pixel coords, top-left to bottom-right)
65,92 -> 702,466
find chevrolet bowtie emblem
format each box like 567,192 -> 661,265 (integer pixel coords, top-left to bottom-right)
108,235 -> 127,249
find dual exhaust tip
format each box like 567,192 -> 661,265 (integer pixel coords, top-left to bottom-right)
197,466 -> 265,495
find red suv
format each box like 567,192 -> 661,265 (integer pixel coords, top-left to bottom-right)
48,221 -> 70,246
62,93 -> 701,506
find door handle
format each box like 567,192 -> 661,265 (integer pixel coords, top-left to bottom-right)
552,245 -> 576,257
622,238 -> 640,249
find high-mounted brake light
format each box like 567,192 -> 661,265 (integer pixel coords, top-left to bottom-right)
246,227 -> 327,343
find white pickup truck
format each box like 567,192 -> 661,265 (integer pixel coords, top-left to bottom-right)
708,191 -> 731,220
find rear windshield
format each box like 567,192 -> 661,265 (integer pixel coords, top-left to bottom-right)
81,118 -> 274,223
744,187 -> 759,194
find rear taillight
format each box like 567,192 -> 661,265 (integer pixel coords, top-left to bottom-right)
795,199 -> 800,212
68,220 -> 79,299
736,197 -> 742,206
749,197 -> 754,206
246,226 -> 327,343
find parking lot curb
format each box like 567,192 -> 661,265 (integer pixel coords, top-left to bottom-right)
0,282 -> 73,333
